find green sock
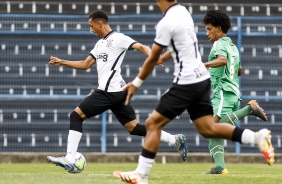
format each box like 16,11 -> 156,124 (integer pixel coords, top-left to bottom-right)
219,105 -> 251,126
209,138 -> 225,170
209,105 -> 251,169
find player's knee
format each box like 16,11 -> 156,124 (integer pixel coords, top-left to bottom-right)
145,118 -> 162,131
129,124 -> 147,137
69,111 -> 84,132
197,126 -> 214,138
198,130 -> 210,138
124,120 -> 137,133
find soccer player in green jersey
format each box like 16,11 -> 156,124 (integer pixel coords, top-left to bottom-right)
203,9 -> 268,174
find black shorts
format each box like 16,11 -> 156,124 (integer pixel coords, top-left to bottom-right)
78,89 -> 136,125
156,79 -> 213,120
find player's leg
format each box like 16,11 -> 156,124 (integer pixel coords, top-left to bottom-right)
219,100 -> 267,123
125,120 -> 188,161
193,115 -> 274,165
47,90 -> 110,172
207,91 -> 239,174
189,81 -> 274,166
65,90 -> 111,162
65,107 -> 85,163
114,110 -> 171,183
122,119 -> 176,145
207,121 -> 227,173
207,99 -> 267,174
114,82 -> 190,182
47,106 -> 85,173
112,100 -> 188,161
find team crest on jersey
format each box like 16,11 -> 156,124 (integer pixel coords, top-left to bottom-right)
106,39 -> 113,48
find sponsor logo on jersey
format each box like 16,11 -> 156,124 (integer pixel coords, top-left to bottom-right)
96,53 -> 108,62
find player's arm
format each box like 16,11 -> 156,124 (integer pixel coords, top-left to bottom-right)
131,42 -> 171,66
123,43 -> 164,105
49,55 -> 96,70
204,55 -> 227,68
131,42 -> 163,66
138,43 -> 163,79
156,51 -> 172,65
131,42 -> 151,57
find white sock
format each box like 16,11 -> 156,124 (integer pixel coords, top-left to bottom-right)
241,129 -> 255,144
136,155 -> 154,175
160,130 -> 176,145
65,130 -> 82,163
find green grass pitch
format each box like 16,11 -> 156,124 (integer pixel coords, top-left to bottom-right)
0,163 -> 280,184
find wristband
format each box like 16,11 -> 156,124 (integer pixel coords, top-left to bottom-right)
132,77 -> 144,88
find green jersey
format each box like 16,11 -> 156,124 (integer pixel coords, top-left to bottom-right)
208,37 -> 240,97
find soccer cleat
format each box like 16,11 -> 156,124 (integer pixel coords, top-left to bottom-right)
47,156 -> 77,173
113,170 -> 148,184
255,129 -> 275,165
248,100 -> 268,121
173,134 -> 188,161
205,167 -> 229,174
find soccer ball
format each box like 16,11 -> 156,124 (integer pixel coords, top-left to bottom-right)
70,152 -> 86,174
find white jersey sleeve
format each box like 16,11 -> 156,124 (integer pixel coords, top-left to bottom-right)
154,22 -> 171,47
118,34 -> 137,50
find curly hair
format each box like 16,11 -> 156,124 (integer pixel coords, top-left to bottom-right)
203,9 -> 231,34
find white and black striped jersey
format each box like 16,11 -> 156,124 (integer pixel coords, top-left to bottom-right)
90,31 -> 137,92
155,4 -> 210,85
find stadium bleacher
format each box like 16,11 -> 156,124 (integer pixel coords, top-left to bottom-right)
0,1 -> 282,16
0,1 -> 282,154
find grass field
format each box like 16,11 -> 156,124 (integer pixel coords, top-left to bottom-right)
0,163 -> 281,184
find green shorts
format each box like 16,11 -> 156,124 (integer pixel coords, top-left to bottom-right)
211,90 -> 241,118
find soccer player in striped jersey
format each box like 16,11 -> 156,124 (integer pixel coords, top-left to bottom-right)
46,10 -> 188,173
203,9 -> 268,174
114,1 -> 274,183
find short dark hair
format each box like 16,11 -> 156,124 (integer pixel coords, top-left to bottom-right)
89,10 -> 108,22
203,9 -> 231,34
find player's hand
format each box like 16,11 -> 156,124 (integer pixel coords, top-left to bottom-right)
238,66 -> 242,76
156,56 -> 164,67
123,82 -> 138,105
49,56 -> 61,66
156,63 -> 164,67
